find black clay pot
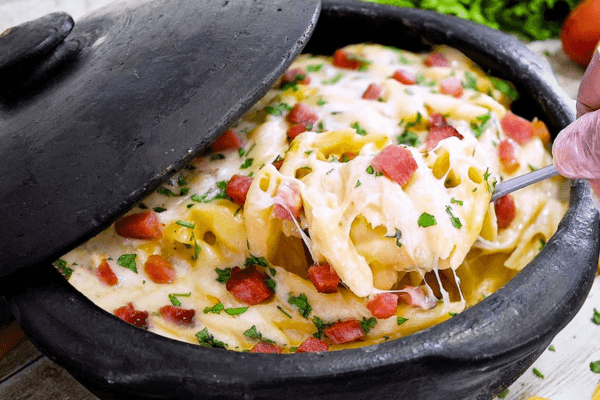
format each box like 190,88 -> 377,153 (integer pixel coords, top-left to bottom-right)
5,1 -> 600,399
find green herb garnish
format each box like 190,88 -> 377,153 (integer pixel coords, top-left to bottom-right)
418,213 -> 437,228
360,317 -> 377,334
288,294 -> 312,319
322,73 -> 344,85
351,122 -> 367,136
196,328 -> 228,349
215,267 -> 232,284
397,317 -> 408,326
54,259 -> 73,279
265,102 -> 292,115
117,254 -> 137,274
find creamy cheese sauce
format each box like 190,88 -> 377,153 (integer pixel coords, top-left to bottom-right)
59,44 -> 567,352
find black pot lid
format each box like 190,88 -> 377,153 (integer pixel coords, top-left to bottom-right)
0,0 -> 320,278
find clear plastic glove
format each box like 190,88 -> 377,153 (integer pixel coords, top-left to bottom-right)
553,48 -> 600,196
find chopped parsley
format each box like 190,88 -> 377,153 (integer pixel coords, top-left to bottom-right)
539,239 -> 546,251
462,71 -> 478,90
445,206 -> 462,229
397,130 -> 420,147
157,187 -> 179,197
483,168 -> 497,194
169,292 -> 191,306
316,98 -> 327,106
418,213 -> 437,228
360,317 -> 377,334
498,388 -> 509,399
470,112 -> 492,138
385,228 -> 403,248
196,328 -> 227,349
238,147 -> 246,157
312,316 -> 333,339
450,197 -> 463,206
117,254 -> 137,274
243,325 -> 275,344
397,52 -> 415,65
448,312 -> 457,317
277,305 -> 292,319
153,206 -> 167,213
322,73 -> 344,85
215,267 -> 232,283
593,309 -> 600,325
591,360 -> 600,373
191,180 -> 230,203
548,345 -> 556,352
240,158 -> 254,169
176,220 -> 196,229
347,54 -> 371,71
415,73 -> 435,87
210,153 -> 225,161
54,259 -> 73,279
288,293 -> 312,319
532,368 -> 544,379
355,180 -> 362,188
265,102 -> 292,115
490,77 -> 519,101
351,122 -> 367,136
528,164 -> 537,172
245,255 -> 269,268
405,112 -> 422,129
366,166 -> 375,174
397,317 -> 409,326
306,63 -> 323,72
204,302 -> 225,314
225,306 -> 249,316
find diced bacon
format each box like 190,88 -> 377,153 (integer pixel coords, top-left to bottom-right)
250,342 -> 282,354
272,180 -> 302,221
397,286 -> 437,310
424,52 -> 449,67
287,103 -> 319,126
333,49 -> 367,70
392,69 -> 416,85
144,255 -> 176,284
425,125 -> 464,151
296,337 -> 330,353
440,78 -> 463,98
226,266 -> 273,305
429,112 -> 448,128
501,111 -> 534,145
362,83 -> 384,100
498,139 -> 520,172
281,68 -> 311,86
114,303 -> 149,329
226,174 -> 253,206
371,144 -> 418,186
307,264 -> 340,293
115,211 -> 162,240
97,259 -> 118,287
272,157 -> 284,170
159,305 -> 195,326
324,319 -> 364,344
211,129 -> 243,152
494,194 -> 516,229
287,123 -> 308,140
532,119 -> 551,145
367,293 -> 399,319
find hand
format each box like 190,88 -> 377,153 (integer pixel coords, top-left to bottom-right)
552,48 -> 600,196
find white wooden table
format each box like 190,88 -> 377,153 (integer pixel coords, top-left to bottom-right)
1,1 -> 598,399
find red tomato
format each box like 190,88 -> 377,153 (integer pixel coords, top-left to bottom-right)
307,264 -> 340,293
250,342 -> 282,354
159,305 -> 195,326
211,129 -> 243,152
494,194 -> 516,229
296,337 -> 330,353
324,320 -> 364,344
114,303 -> 149,329
498,139 -> 520,173
561,0 -> 600,68
226,174 -> 253,206
114,211 -> 163,240
97,259 -> 118,287
144,254 -> 176,284
226,266 -> 273,305
367,293 -> 399,319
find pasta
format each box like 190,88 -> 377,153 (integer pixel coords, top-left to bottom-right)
57,44 -> 568,353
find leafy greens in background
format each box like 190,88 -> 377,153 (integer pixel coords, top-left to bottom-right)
361,0 -> 582,40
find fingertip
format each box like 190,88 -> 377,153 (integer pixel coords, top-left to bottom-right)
576,48 -> 600,118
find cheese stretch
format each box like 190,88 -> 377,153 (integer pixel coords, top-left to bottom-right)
58,44 -> 568,352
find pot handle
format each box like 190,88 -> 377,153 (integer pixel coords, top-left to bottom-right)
0,12 -> 74,99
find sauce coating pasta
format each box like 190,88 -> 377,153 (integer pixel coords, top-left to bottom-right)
57,44 -> 567,352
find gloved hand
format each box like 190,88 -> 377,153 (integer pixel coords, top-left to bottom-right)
552,49 -> 600,196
